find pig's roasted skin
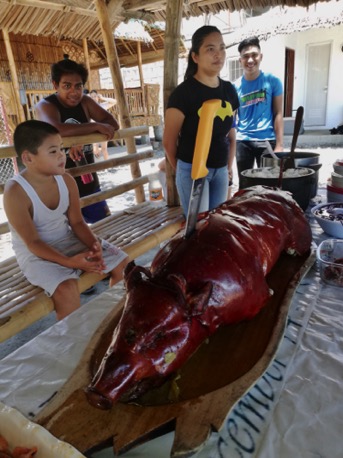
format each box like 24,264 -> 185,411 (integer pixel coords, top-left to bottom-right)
86,186 -> 312,409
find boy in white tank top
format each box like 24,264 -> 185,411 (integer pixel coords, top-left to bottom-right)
4,120 -> 128,320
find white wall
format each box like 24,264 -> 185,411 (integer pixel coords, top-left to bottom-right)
290,25 -> 343,129
227,24 -> 343,130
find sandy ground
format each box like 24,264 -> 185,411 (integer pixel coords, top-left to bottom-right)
0,142 -> 342,358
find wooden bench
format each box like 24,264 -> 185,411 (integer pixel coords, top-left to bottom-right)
0,127 -> 184,342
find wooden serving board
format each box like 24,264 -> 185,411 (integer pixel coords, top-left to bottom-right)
35,249 -> 316,457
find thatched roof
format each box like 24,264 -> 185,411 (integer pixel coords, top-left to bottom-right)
0,0 -> 336,71
0,0 -> 333,43
60,21 -> 185,68
225,1 -> 343,47
114,23 -> 188,68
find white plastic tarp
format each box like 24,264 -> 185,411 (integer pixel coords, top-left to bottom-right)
0,217 -> 342,457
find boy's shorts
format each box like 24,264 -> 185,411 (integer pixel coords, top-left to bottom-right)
20,235 -> 127,297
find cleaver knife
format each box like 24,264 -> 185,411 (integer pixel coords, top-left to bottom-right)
184,99 -> 221,239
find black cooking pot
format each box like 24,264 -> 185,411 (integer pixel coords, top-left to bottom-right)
240,167 -> 316,211
261,151 -> 320,167
261,152 -> 321,198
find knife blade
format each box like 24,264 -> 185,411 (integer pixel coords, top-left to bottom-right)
184,99 -> 221,239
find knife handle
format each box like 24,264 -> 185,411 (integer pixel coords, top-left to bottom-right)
191,99 -> 222,180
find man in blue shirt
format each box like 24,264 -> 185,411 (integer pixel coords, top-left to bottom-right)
234,36 -> 284,187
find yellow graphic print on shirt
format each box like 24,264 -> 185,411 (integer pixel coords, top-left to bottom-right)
198,101 -> 233,121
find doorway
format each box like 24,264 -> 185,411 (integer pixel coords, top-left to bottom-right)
284,48 -> 295,117
304,42 -> 331,126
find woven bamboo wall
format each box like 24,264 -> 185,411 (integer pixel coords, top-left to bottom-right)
0,34 -> 63,90
0,33 -> 102,131
0,33 -> 101,90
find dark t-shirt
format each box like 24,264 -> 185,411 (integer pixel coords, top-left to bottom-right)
167,77 -> 239,168
44,93 -> 99,197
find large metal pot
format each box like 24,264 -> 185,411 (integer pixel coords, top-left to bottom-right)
261,151 -> 320,167
261,152 -> 321,198
240,167 -> 316,211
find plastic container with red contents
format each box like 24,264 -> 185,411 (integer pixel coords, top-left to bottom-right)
327,179 -> 343,203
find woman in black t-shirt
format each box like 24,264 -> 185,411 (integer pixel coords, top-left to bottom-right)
163,26 -> 239,215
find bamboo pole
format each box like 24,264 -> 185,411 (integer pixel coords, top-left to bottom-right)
67,149 -> 153,177
163,0 -> 183,206
94,0 -> 145,204
0,0 -> 99,18
79,175 -> 149,208
0,154 -> 155,235
2,29 -> 26,124
82,38 -> 92,91
0,126 -> 149,159
137,41 -> 147,117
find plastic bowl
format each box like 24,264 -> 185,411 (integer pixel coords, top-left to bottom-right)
316,239 -> 343,287
331,171 -> 343,188
327,179 -> 343,203
333,161 -> 343,176
311,202 -> 343,238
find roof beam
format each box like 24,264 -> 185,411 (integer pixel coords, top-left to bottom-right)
119,49 -> 164,67
122,9 -> 155,22
122,0 -> 162,12
90,39 -> 108,61
0,0 -> 97,17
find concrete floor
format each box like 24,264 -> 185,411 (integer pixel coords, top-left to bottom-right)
284,130 -> 342,148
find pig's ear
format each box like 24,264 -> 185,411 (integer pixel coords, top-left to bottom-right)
188,282 -> 212,317
124,261 -> 136,279
167,275 -> 212,316
124,263 -> 152,291
167,273 -> 187,303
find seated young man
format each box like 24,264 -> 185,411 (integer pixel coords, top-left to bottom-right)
4,120 -> 128,320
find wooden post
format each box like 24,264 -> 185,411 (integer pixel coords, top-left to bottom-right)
82,38 -> 92,91
2,29 -> 26,124
137,41 -> 147,116
94,0 -> 145,204
163,0 -> 183,206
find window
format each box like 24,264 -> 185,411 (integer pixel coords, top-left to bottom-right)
228,58 -> 243,81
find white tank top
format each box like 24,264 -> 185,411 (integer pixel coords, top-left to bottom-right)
9,174 -> 70,266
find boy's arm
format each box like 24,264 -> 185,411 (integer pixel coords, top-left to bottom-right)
3,180 -> 104,273
99,96 -> 117,111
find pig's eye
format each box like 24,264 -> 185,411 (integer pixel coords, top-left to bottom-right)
155,331 -> 165,340
125,328 -> 136,344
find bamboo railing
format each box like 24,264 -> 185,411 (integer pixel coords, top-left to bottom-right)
23,85 -> 161,127
0,126 -> 149,159
0,126 -> 158,235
